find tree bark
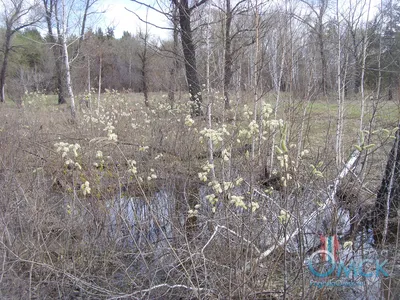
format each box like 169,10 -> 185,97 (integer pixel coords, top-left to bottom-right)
335,0 -> 344,168
54,45 -> 66,104
168,9 -> 179,109
223,0 -> 233,109
97,54 -> 102,109
0,31 -> 11,102
61,0 -> 76,118
373,123 -> 400,245
43,0 -> 66,104
174,0 -> 203,116
141,61 -> 149,107
138,26 -> 150,107
317,0 -> 328,95
318,31 -> 327,95
87,56 -> 91,92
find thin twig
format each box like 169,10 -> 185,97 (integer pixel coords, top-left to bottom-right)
245,150 -> 360,271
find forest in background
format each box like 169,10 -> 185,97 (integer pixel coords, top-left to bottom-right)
0,0 -> 399,108
1,0 -> 400,299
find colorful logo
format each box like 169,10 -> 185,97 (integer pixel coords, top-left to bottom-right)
307,234 -> 389,279
307,249 -> 389,278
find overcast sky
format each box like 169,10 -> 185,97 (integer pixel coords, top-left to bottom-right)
99,0 -> 172,40
96,0 -> 382,40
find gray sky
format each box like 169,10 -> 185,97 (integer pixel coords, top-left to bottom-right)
100,0 -> 172,39
98,0 -> 382,39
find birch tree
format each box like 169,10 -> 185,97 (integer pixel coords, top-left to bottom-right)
335,0 -> 344,168
43,0 -> 98,115
59,0 -> 76,118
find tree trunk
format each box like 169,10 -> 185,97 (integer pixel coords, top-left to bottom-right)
223,0 -> 233,109
87,56 -> 91,92
54,45 -> 66,104
318,32 -> 327,95
62,35 -> 76,118
139,26 -> 149,107
335,0 -> 343,168
168,25 -> 179,108
175,0 -> 203,116
61,0 -> 75,118
353,60 -> 361,94
43,0 -> 66,104
168,6 -> 179,108
373,123 -> 400,245
359,0 -> 372,133
0,31 -> 11,103
141,62 -> 149,107
97,54 -> 102,109
317,0 -> 328,95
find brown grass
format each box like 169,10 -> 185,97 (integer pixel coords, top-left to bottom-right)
0,90 -> 398,299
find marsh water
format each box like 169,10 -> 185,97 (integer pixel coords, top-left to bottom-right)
105,188 -> 399,299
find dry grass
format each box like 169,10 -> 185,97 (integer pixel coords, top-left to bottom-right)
0,90 -> 398,299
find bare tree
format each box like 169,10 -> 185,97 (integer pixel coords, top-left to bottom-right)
223,0 -> 233,109
59,0 -> 75,118
43,0 -> 66,104
137,16 -> 151,107
297,0 -> 329,95
222,0 -> 248,109
373,123 -> 400,245
128,0 -> 207,115
0,0 -> 41,103
172,0 -> 208,116
359,0 -> 372,132
335,0 -> 344,168
43,0 -> 98,108
167,5 -> 179,108
43,0 -> 98,115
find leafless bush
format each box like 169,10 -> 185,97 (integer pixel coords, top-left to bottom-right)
0,91 -> 398,299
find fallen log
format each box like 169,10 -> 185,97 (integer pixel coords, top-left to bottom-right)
246,149 -> 361,271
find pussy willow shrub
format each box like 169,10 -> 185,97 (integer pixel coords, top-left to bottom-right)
0,91 -> 397,299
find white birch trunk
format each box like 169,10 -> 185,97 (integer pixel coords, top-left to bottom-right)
252,3 -> 260,162
98,54 -> 102,110
335,0 -> 343,168
61,0 -> 75,119
87,56 -> 91,93
376,0 -> 383,101
359,0 -> 372,133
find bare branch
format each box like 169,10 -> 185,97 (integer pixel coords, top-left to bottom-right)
130,0 -> 172,18
245,150 -> 361,271
189,0 -> 209,12
109,283 -> 206,299
125,7 -> 174,31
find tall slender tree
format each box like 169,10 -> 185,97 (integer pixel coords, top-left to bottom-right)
43,0 -> 65,104
222,0 -> 247,109
167,5 -> 180,108
297,0 -> 329,95
0,0 -> 41,103
137,14 -> 151,107
172,0 -> 208,116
